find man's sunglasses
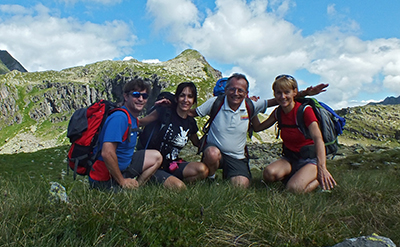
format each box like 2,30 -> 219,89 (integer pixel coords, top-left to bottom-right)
275,74 -> 295,81
131,91 -> 149,99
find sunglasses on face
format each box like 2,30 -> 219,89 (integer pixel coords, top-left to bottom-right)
275,74 -> 295,81
131,91 -> 149,99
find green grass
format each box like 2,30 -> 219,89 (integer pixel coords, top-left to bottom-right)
0,62 -> 9,74
1,146 -> 400,246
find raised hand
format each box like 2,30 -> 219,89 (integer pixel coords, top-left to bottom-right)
304,83 -> 329,96
154,98 -> 172,106
249,95 -> 260,102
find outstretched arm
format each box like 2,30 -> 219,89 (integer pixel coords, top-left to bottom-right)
139,97 -> 172,126
188,108 -> 198,117
308,122 -> 337,190
267,83 -> 329,107
252,110 -> 277,132
299,83 -> 329,97
139,110 -> 159,126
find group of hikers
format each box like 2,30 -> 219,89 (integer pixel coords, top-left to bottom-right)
87,73 -> 337,193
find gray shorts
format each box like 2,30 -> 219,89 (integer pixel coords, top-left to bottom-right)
281,155 -> 317,184
203,144 -> 251,180
89,150 -> 145,192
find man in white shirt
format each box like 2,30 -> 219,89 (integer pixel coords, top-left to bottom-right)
191,73 -> 327,188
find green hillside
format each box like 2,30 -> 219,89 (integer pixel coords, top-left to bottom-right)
0,60 -> 9,74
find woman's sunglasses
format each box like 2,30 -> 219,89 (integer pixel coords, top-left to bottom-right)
275,74 -> 295,81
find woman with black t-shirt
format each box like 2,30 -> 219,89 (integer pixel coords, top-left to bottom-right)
139,82 -> 208,190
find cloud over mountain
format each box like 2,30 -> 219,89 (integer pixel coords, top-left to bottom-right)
146,0 -> 400,109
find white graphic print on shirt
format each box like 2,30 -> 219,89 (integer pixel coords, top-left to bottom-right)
163,124 -> 190,161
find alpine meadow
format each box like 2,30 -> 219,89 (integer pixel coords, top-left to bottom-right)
1,50 -> 400,246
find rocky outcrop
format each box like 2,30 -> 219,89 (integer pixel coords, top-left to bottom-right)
0,50 -> 27,74
0,49 -> 222,154
0,83 -> 20,128
337,104 -> 400,142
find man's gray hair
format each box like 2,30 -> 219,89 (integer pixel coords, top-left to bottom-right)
226,73 -> 249,92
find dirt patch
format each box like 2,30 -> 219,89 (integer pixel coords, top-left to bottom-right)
0,133 -> 62,154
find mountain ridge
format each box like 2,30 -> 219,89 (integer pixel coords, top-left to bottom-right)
0,49 -> 399,154
0,50 -> 28,74
0,49 -> 222,153
368,95 -> 400,105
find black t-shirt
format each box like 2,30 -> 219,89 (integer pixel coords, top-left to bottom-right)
140,107 -> 198,166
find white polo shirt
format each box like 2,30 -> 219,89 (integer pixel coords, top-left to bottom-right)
196,96 -> 268,159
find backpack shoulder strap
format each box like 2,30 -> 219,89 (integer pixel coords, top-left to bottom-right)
295,98 -> 319,139
244,97 -> 255,119
295,103 -> 308,138
109,108 -> 140,143
275,105 -> 299,138
203,94 -> 225,133
244,97 -> 255,138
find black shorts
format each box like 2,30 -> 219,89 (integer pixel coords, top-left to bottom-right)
121,150 -> 145,178
89,150 -> 145,191
203,144 -> 251,180
220,153 -> 252,180
151,160 -> 189,184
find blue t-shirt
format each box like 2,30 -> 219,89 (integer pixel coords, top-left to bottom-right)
96,106 -> 138,171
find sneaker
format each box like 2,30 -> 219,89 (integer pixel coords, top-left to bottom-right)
206,174 -> 219,185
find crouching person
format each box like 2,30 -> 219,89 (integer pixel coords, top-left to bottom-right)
89,78 -> 162,191
253,75 -> 337,193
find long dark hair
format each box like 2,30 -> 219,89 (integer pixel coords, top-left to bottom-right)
175,82 -> 198,105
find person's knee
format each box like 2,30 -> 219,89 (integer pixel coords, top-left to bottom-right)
286,181 -> 304,194
204,146 -> 221,162
286,177 -> 312,194
263,166 -> 277,182
231,176 -> 250,188
154,151 -> 163,165
146,150 -> 163,167
286,178 -> 319,194
164,176 -> 186,191
197,164 -> 209,178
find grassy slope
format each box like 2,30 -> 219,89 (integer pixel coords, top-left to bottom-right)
0,60 -> 9,74
0,50 -> 220,149
1,146 -> 400,246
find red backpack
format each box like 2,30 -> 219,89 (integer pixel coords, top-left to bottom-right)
67,100 -> 137,179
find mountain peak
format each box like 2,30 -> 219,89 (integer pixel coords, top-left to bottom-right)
368,95 -> 400,105
0,50 -> 28,74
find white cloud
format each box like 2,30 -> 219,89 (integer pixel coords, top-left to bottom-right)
383,75 -> 400,92
123,56 -> 134,61
146,0 -> 199,31
59,0 -> 123,5
142,59 -> 161,64
0,4 -> 136,71
0,4 -> 32,15
146,0 -> 400,109
327,4 -> 336,16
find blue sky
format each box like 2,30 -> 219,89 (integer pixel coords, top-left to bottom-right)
1,0 -> 400,109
